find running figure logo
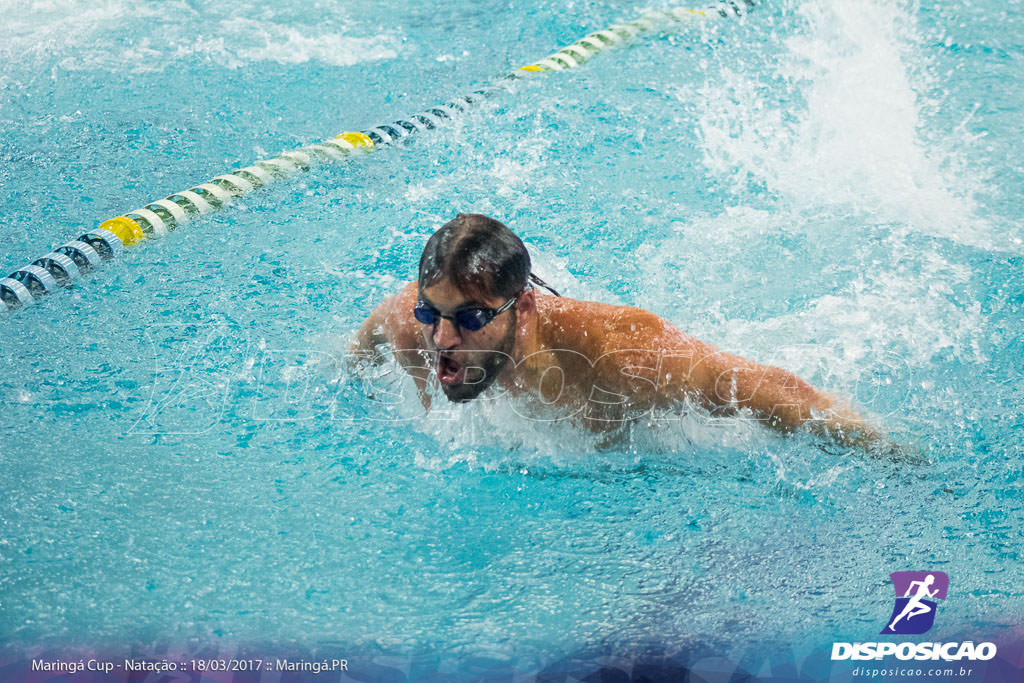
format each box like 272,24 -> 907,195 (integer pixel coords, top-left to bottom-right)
881,571 -> 949,635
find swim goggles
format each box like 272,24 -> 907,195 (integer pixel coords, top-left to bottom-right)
413,294 -> 518,332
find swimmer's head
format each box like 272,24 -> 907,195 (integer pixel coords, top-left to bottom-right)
418,213 -> 531,302
416,214 -> 541,402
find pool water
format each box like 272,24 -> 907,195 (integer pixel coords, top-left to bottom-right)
1,0 -> 1022,678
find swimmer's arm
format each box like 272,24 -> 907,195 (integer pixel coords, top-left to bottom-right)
689,348 -> 886,449
638,322 -> 884,448
608,313 -> 914,458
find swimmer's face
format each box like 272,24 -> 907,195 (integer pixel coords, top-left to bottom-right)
417,278 -> 520,402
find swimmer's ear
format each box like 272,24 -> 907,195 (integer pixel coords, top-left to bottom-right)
517,286 -> 536,315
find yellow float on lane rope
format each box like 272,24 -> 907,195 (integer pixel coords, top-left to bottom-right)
99,216 -> 146,246
336,131 -> 375,150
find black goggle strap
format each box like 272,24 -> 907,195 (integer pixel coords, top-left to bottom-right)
492,296 -> 517,315
529,272 -> 561,297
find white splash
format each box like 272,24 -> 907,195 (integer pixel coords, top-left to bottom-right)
0,0 -> 399,72
695,0 -> 993,249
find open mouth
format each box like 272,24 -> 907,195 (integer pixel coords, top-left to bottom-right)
437,353 -> 466,386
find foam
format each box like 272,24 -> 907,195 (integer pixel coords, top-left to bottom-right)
197,18 -> 399,69
0,1 -> 399,72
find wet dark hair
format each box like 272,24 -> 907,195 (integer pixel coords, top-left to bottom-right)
418,213 -> 560,301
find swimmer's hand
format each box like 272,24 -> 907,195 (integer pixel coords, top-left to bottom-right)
815,420 -> 928,465
866,436 -> 929,465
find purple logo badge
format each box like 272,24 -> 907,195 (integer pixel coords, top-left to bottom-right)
881,571 -> 949,635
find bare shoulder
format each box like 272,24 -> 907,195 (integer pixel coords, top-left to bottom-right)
353,280 -> 422,356
382,280 -> 422,350
537,296 -> 709,391
536,296 -> 717,407
541,296 -> 693,352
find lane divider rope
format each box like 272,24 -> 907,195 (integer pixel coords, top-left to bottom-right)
0,0 -> 758,314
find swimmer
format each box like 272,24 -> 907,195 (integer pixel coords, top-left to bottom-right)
351,213 -> 897,452
888,574 -> 939,631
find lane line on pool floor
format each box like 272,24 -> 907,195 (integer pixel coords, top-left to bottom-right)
0,0 -> 759,315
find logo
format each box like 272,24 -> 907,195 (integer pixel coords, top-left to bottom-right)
831,571 -> 996,663
880,571 -> 949,635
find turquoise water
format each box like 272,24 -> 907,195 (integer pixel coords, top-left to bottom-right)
1,0 -> 1022,678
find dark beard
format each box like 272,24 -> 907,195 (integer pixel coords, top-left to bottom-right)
440,313 -> 517,403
